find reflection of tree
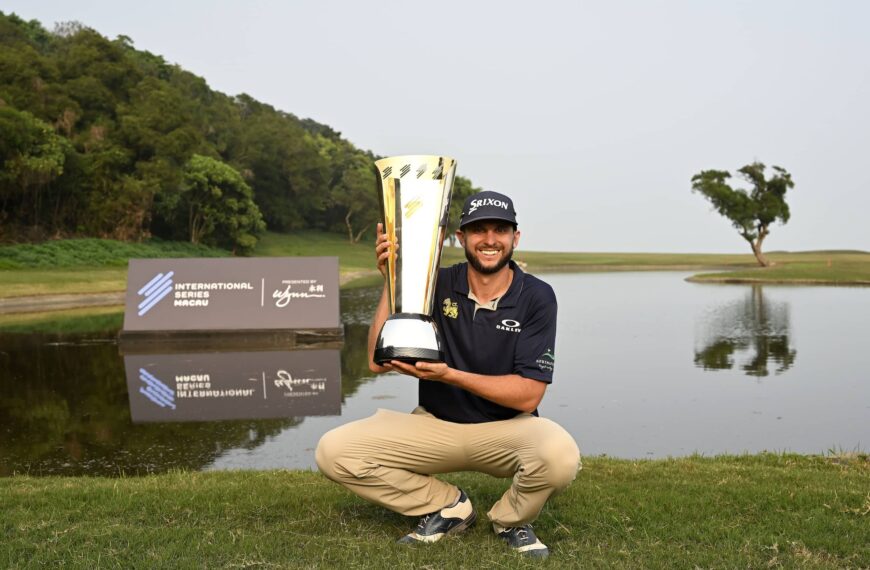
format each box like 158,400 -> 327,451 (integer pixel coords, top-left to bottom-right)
694,285 -> 796,377
340,323 -> 376,399
0,331 -> 296,476
338,287 -> 380,400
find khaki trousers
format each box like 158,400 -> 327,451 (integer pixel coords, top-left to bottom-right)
315,407 -> 581,527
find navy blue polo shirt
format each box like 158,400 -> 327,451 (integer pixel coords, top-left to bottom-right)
420,260 -> 558,423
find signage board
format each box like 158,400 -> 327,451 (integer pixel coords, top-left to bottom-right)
122,257 -> 339,332
124,349 -> 341,422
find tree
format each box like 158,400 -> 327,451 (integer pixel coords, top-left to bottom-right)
445,175 -> 479,246
177,154 -> 265,253
691,162 -> 794,267
315,136 -> 378,243
229,94 -> 330,232
0,106 -> 69,228
332,153 -> 378,243
0,11 -> 488,247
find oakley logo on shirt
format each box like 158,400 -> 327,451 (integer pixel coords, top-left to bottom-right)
496,319 -> 521,333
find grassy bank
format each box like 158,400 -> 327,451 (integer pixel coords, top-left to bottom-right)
0,233 -> 382,298
2,454 -> 868,568
0,238 -> 227,270
0,305 -> 124,333
0,238 -> 227,298
0,267 -> 128,297
688,253 -> 870,285
2,235 -> 869,302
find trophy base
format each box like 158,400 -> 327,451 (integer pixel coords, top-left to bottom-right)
374,314 -> 444,365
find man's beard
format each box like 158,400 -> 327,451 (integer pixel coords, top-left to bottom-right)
464,244 -> 514,275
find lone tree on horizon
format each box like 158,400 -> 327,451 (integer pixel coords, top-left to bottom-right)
691,162 -> 794,267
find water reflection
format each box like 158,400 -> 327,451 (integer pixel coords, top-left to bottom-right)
694,285 -> 797,377
0,288 -> 377,476
9,275 -> 867,473
0,331 -> 305,476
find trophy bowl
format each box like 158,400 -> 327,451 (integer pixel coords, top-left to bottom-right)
373,155 -> 456,365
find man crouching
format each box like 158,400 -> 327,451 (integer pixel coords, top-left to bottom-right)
316,191 -> 581,558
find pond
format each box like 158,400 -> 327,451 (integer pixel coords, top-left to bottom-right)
1,272 -> 868,476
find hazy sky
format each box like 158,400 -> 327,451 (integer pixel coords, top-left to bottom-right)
5,0 -> 869,253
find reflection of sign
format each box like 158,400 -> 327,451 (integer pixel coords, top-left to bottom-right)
138,368 -> 176,409
123,349 -> 341,422
273,370 -> 327,394
122,258 -> 339,332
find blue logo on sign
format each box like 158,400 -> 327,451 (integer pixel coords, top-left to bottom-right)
138,368 -> 176,410
137,271 -> 174,316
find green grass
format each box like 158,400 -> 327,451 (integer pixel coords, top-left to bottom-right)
0,238 -> 227,269
1,454 -> 868,568
512,249 -> 870,276
0,267 -> 129,297
254,231 -> 374,270
511,251 -> 756,271
1,234 -> 869,301
256,233 -> 870,280
0,238 -> 227,298
0,305 -> 124,333
689,257 -> 870,285
253,231 -> 385,288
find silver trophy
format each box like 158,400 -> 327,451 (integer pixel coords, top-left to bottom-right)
373,155 -> 456,364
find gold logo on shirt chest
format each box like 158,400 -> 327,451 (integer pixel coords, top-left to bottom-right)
442,298 -> 459,319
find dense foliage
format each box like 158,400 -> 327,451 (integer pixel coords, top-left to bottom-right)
0,237 -> 227,269
0,12 -> 478,251
691,162 -> 794,267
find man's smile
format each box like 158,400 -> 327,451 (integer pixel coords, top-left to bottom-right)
479,248 -> 501,258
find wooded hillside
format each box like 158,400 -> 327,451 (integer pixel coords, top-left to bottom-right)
0,12 -> 478,252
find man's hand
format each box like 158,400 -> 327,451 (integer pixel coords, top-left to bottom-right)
386,360 -> 546,413
375,222 -> 397,278
385,360 -> 450,381
367,223 -> 395,374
